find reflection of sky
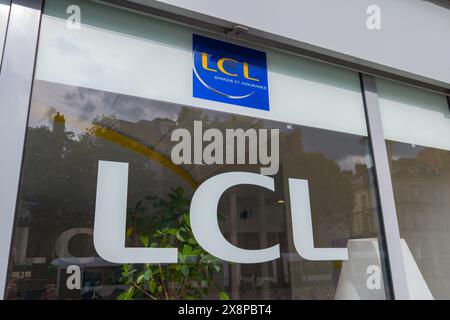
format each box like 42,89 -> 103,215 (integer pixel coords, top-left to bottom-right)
31,79 -> 372,173
30,80 -> 181,137
35,4 -> 368,137
388,140 -> 427,160
300,126 -> 373,172
337,155 -> 372,172
261,118 -> 373,173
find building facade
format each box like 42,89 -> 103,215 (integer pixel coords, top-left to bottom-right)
0,0 -> 449,300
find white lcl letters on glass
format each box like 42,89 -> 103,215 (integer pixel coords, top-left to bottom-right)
94,161 -> 348,264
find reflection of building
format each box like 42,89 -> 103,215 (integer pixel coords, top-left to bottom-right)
349,163 -> 378,238
346,146 -> 450,298
6,84 -> 391,301
390,148 -> 450,298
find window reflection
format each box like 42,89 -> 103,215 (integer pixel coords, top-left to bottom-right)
5,81 -> 389,299
388,141 -> 450,298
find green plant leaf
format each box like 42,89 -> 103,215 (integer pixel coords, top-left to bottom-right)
117,291 -> 131,300
118,187 -> 226,300
136,274 -> 145,284
166,228 -> 178,235
219,292 -> 229,300
176,233 -> 185,242
124,287 -> 135,299
140,235 -> 149,247
182,244 -> 192,256
143,270 -> 152,281
149,280 -> 156,293
180,265 -> 189,277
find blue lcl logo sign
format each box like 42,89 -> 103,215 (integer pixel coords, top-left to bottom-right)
193,34 -> 270,111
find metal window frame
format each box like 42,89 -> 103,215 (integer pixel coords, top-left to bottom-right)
0,0 -> 12,70
447,95 -> 450,114
1,0 -> 448,300
0,0 -> 43,299
359,74 -> 410,299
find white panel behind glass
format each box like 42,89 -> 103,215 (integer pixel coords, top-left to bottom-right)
35,0 -> 367,136
377,79 -> 450,151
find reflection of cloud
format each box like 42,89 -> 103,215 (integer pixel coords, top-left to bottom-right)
33,80 -> 181,128
83,101 -> 96,113
53,37 -> 87,57
337,155 -> 372,173
29,101 -> 91,137
390,142 -> 426,159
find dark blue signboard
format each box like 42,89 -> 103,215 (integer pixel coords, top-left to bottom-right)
192,34 -> 270,111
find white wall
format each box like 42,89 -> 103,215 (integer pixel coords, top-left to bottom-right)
131,0 -> 450,88
36,0 -> 368,136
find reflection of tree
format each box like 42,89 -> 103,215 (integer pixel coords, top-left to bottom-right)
88,114 -> 198,188
13,98 -> 365,300
281,132 -> 354,245
13,112 -> 163,299
297,153 -> 353,235
281,129 -> 361,300
20,113 -> 162,227
14,108 -> 234,300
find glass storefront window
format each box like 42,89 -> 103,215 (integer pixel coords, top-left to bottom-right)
0,0 -> 10,67
5,0 -> 391,300
377,78 -> 450,299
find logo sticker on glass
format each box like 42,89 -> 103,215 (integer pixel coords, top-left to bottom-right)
193,34 -> 270,111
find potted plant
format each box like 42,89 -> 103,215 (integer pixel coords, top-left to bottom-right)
118,187 -> 229,300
